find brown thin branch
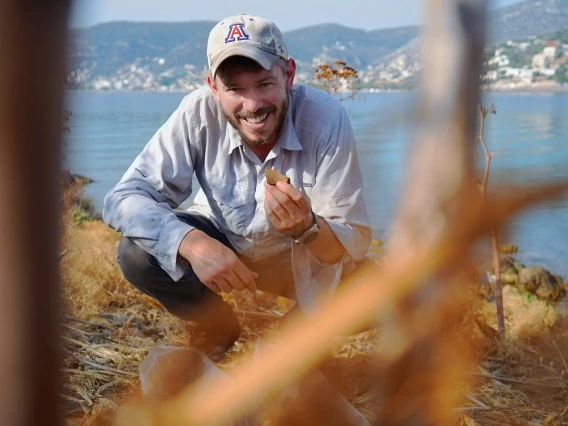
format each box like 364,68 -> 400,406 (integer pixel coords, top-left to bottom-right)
468,372 -> 567,389
61,315 -> 116,330
234,309 -> 283,321
477,102 -> 505,335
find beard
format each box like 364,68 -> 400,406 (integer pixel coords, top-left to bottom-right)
223,93 -> 289,147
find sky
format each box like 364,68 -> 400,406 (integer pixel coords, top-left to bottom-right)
70,0 -> 526,32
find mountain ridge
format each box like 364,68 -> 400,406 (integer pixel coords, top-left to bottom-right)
68,0 -> 568,90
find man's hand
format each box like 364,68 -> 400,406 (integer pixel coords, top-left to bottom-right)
264,181 -> 313,238
179,230 -> 257,294
264,180 -> 347,263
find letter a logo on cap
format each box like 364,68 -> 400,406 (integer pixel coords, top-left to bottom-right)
225,23 -> 250,43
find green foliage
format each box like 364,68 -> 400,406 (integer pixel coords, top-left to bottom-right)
71,208 -> 93,224
483,47 -> 498,73
555,63 -> 568,84
489,0 -> 568,44
158,75 -> 175,87
498,41 -> 543,68
522,292 -> 534,303
550,27 -> 568,44
62,170 -> 100,223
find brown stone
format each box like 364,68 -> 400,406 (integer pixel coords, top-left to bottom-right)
265,167 -> 290,185
500,256 -> 524,286
517,266 -> 566,302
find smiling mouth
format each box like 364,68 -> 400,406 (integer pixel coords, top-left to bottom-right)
242,112 -> 269,126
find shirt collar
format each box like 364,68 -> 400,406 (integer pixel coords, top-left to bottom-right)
227,124 -> 242,154
277,103 -> 302,151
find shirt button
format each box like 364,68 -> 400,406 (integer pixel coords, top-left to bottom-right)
256,207 -> 264,214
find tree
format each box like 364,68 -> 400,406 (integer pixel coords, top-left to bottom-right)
554,63 -> 568,84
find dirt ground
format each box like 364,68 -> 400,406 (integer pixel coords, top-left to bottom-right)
60,217 -> 568,425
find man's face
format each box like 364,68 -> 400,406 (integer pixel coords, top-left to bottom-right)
208,58 -> 295,148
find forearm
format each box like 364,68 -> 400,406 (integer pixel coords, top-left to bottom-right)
303,215 -> 345,264
178,229 -> 257,293
103,179 -> 193,280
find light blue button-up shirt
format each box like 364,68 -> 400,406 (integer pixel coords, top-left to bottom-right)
103,84 -> 371,308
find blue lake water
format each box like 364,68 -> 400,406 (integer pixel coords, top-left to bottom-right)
65,90 -> 568,279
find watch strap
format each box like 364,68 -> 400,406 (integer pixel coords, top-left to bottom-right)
293,211 -> 320,245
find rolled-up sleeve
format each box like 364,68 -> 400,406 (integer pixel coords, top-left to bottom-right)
312,107 -> 372,270
102,98 -> 196,281
293,106 -> 371,313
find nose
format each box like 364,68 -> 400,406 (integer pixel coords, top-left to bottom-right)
241,89 -> 263,113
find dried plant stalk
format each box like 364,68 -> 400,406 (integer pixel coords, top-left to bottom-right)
476,103 -> 505,334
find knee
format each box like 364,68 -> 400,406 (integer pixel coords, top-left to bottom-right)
117,237 -> 156,286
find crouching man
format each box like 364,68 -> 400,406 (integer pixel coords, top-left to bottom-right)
103,13 -> 371,360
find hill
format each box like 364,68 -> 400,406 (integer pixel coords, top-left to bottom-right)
68,0 -> 568,90
68,21 -> 419,88
488,0 -> 568,43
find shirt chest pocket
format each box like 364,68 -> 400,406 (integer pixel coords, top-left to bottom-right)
208,172 -> 254,207
291,171 -> 315,200
206,172 -> 255,234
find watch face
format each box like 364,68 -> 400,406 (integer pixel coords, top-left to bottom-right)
302,229 -> 320,245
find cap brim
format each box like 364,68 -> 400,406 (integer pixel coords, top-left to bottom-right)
210,45 -> 279,78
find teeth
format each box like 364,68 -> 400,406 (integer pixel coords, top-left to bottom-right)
245,113 -> 268,124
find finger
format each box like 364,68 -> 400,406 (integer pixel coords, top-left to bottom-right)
265,184 -> 299,219
205,281 -> 222,294
213,278 -> 233,294
264,189 -> 286,222
275,180 -> 310,209
265,186 -> 310,234
265,181 -> 309,217
264,181 -> 290,205
234,265 -> 257,292
224,270 -> 245,291
264,204 -> 287,234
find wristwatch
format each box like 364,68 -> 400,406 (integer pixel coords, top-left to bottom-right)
293,211 -> 321,245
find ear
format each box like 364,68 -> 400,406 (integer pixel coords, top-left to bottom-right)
285,58 -> 296,91
207,74 -> 219,100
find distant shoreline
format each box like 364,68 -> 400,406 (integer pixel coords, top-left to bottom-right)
483,84 -> 568,94
68,85 -> 568,95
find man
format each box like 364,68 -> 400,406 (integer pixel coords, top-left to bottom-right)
103,13 -> 371,360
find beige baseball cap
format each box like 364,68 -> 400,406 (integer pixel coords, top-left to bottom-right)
207,14 -> 288,78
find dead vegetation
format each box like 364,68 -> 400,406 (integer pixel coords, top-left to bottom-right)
59,217 -> 380,425
60,217 -> 568,425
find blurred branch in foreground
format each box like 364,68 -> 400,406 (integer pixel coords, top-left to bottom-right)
0,1 -> 71,426
111,0 -> 568,424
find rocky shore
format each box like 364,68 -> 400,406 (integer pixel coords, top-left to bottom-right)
500,256 -> 567,302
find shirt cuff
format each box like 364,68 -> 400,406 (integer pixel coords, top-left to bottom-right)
292,242 -> 343,314
156,219 -> 194,281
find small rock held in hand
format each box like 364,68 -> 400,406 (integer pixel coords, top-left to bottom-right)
265,167 -> 290,185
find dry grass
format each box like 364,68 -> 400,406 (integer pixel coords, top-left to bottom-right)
60,211 -> 568,425
60,209 -> 380,424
